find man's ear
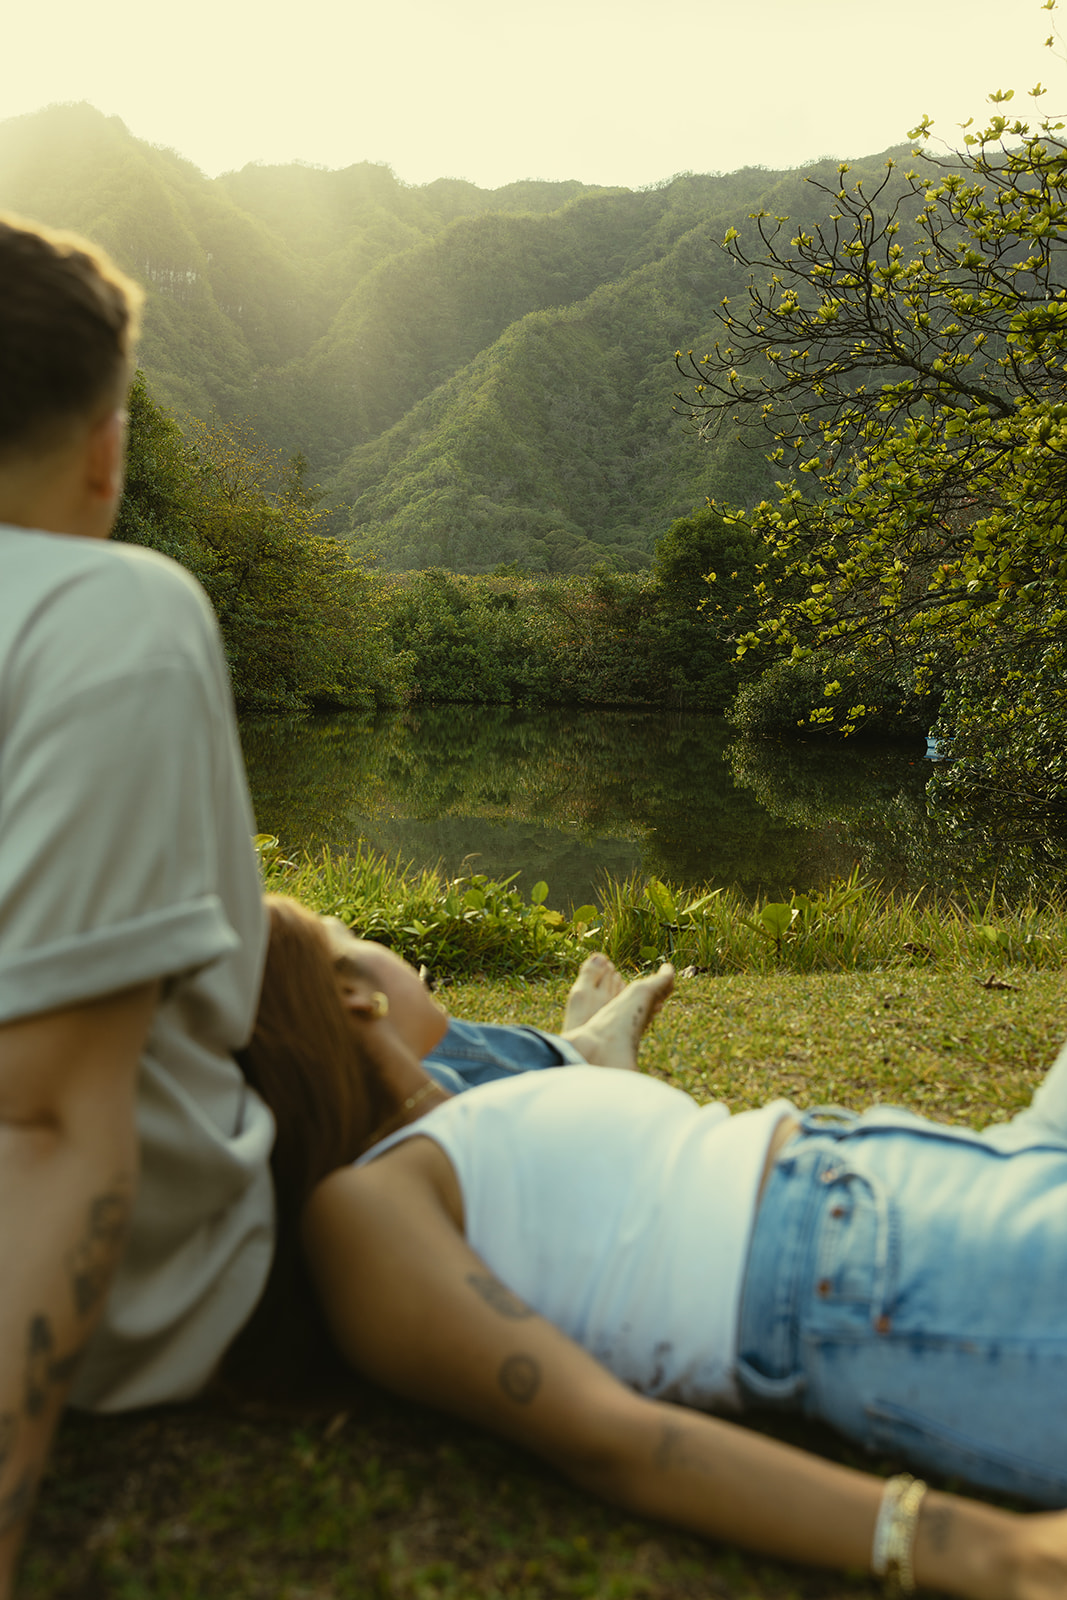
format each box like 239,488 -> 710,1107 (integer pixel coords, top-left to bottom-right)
84,409 -> 126,506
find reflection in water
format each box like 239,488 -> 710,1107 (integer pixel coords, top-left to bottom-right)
730,737 -> 1067,902
240,705 -> 1066,909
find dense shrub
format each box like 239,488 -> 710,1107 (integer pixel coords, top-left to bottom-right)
382,566 -> 743,708
379,507 -> 768,711
115,375 -> 412,712
729,655 -> 934,741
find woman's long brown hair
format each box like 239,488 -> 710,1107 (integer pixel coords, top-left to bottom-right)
223,894 -> 389,1400
238,894 -> 388,1223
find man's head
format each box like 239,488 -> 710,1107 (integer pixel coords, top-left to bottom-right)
0,213 -> 143,537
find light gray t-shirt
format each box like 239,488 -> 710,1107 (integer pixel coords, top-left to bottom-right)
0,526 -> 275,1410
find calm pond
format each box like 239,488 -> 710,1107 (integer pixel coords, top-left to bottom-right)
240,704 -> 1065,911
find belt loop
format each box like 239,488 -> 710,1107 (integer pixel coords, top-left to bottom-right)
800,1106 -> 859,1138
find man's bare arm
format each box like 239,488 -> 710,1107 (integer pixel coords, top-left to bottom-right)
0,982 -> 157,1595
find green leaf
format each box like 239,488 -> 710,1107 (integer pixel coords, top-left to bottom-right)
645,879 -> 678,924
758,903 -> 797,941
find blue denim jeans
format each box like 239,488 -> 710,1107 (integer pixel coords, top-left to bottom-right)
738,1101 -> 1067,1504
423,1019 -> 585,1094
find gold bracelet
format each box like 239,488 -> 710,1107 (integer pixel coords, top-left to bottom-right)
364,1078 -> 444,1150
871,1474 -> 927,1596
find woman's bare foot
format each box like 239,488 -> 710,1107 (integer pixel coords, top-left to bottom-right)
562,952 -> 626,1031
562,964 -> 674,1071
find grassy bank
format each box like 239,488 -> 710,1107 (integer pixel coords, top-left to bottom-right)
22,853 -> 1067,1598
258,839 -> 1067,983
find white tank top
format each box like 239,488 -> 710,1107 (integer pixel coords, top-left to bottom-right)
362,1067 -> 795,1409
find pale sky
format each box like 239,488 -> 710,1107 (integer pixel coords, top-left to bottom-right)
2,0 -> 1061,189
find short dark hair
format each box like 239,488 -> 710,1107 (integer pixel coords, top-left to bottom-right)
0,212 -> 143,461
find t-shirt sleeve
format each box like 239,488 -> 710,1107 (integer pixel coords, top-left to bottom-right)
0,565 -> 246,1023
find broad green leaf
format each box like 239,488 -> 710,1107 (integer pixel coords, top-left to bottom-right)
645,879 -> 678,924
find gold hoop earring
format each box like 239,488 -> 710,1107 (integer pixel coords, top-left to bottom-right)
369,991 -> 390,1018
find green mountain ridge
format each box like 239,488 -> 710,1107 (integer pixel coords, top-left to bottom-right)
0,102 -> 914,571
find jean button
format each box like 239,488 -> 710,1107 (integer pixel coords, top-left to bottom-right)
817,1278 -> 832,1297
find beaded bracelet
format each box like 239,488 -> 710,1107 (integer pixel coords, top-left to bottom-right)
871,1473 -> 928,1596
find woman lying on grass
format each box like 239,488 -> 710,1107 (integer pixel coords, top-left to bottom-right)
240,895 -> 1067,1599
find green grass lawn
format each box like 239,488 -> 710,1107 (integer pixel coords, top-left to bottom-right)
22,964 -> 1067,1599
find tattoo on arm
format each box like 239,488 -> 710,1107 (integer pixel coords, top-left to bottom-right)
14,1184 -> 133,1461
0,1417 -> 15,1477
498,1354 -> 541,1404
66,1182 -> 133,1318
655,1423 -> 685,1471
654,1421 -> 718,1481
47,1338 -> 90,1389
24,1318 -> 53,1420
20,1313 -> 92,1422
0,1311 -> 94,1544
466,1273 -> 534,1320
0,1183 -> 131,1546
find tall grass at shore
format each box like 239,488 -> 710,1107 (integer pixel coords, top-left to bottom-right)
259,835 -> 1067,981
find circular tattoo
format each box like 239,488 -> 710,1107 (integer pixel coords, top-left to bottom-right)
498,1353 -> 541,1404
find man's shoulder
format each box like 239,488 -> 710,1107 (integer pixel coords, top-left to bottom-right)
2,525 -> 209,617
0,527 -> 222,691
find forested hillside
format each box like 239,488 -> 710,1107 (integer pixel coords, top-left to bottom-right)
0,102 -> 914,571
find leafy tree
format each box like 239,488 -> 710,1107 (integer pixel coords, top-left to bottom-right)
115,375 -> 410,711
113,369 -> 196,562
675,53 -> 1067,805
648,506 -> 764,705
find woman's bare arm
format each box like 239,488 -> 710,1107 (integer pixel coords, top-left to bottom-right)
302,1140 -> 1043,1600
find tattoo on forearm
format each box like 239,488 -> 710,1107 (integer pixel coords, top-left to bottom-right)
0,1416 -> 15,1476
66,1183 -> 133,1318
19,1183 -> 129,1427
24,1318 -> 53,1419
498,1354 -> 541,1404
21,1316 -> 90,1417
0,1180 -> 135,1543
655,1423 -> 685,1471
467,1273 -> 534,1320
654,1421 -> 717,1481
47,1340 -> 89,1388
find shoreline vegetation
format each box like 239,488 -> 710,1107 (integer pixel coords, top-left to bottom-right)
23,841 -> 1067,1598
258,838 -> 1067,982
